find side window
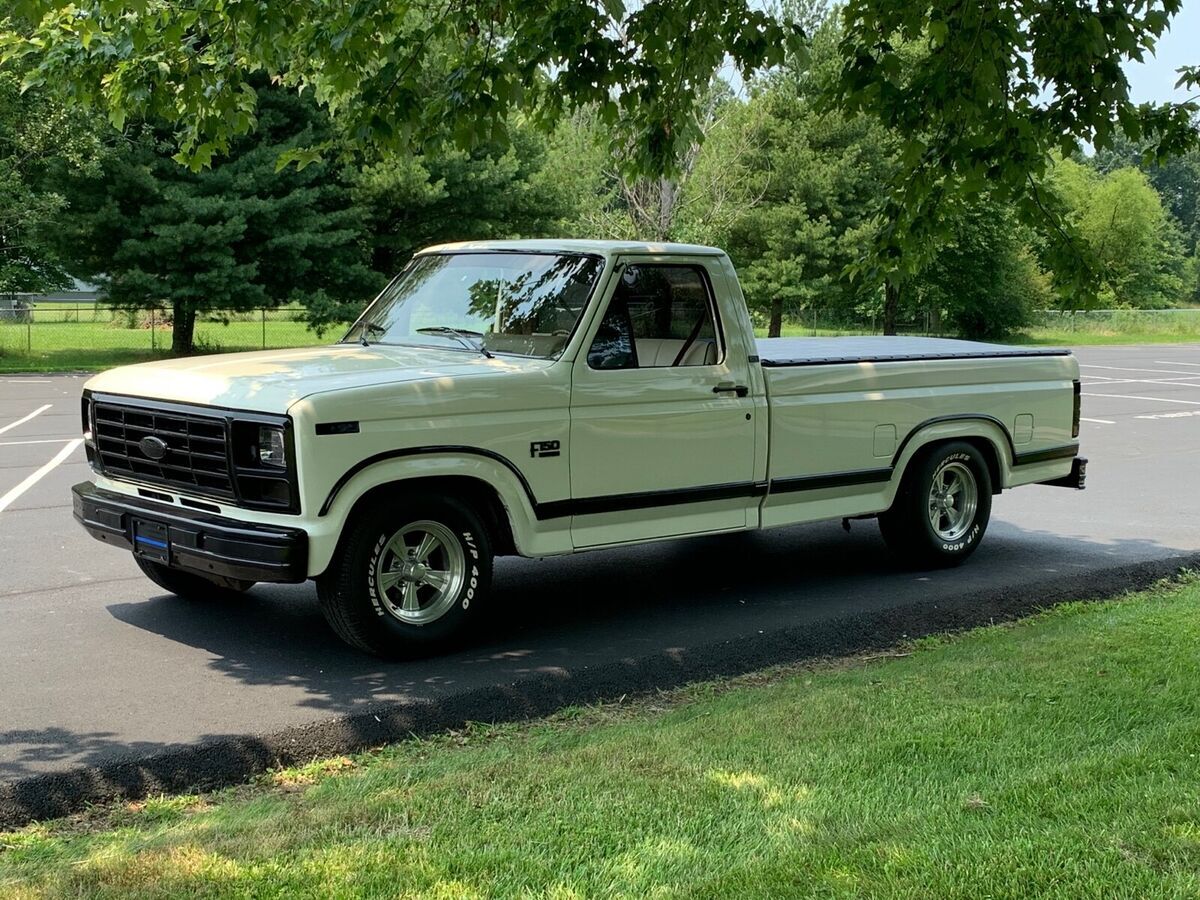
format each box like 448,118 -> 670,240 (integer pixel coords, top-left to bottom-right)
587,264 -> 721,369
586,294 -> 635,369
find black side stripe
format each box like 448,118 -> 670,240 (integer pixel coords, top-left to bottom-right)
1012,444 -> 1079,466
537,481 -> 768,520
318,446 -> 542,517
769,468 -> 892,494
320,438 -> 1078,520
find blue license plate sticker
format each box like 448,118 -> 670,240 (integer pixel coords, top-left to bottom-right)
132,519 -> 170,563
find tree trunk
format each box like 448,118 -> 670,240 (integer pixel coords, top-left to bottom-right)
657,177 -> 676,241
883,281 -> 901,336
768,297 -> 784,338
172,302 -> 197,355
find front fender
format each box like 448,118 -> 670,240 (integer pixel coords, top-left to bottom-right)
307,449 -> 571,577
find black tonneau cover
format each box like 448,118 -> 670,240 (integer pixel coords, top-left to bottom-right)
754,336 -> 1071,367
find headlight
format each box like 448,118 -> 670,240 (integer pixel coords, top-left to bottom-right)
231,417 -> 298,512
258,426 -> 287,468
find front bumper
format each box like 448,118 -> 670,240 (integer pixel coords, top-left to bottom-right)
72,482 -> 308,583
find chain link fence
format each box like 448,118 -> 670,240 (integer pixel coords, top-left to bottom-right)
2,300 -> 1198,368
1026,308 -> 1200,339
0,304 -> 341,366
752,307 -> 949,337
755,306 -> 1200,340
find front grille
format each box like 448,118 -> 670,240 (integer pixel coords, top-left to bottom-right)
93,401 -> 235,499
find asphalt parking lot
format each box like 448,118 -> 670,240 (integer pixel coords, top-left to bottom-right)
1,343 -> 1198,822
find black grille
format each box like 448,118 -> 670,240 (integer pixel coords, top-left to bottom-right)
93,401 -> 235,499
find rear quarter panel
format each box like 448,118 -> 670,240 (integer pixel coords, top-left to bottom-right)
761,353 -> 1079,526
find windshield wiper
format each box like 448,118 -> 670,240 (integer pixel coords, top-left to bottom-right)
416,326 -> 495,359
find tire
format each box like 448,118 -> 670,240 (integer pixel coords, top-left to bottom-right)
316,492 -> 493,657
135,557 -> 255,597
879,441 -> 993,569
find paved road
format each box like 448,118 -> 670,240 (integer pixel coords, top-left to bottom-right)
1,345 -> 1198,819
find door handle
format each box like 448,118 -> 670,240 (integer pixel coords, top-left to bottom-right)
713,382 -> 749,398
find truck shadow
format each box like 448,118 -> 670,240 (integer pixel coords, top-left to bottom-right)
100,520 -> 1190,716
2,522 -> 1193,827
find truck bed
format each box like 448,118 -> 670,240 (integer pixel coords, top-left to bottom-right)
754,336 -> 1070,367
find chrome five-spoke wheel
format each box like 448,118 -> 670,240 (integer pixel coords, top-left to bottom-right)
926,461 -> 979,543
374,520 -> 466,625
878,442 -> 993,568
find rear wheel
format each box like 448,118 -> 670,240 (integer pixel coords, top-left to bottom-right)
316,492 -> 493,657
879,441 -> 992,568
135,557 -> 255,597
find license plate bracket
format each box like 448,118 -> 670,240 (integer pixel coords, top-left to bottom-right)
132,519 -> 171,563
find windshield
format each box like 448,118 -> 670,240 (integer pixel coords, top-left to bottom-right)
343,252 -> 604,359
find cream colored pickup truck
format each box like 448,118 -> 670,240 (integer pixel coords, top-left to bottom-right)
73,240 -> 1086,656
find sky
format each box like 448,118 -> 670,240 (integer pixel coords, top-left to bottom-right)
1123,0 -> 1199,105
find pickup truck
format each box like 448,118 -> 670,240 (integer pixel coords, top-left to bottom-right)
72,240 -> 1086,656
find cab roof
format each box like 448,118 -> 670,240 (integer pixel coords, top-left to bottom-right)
418,239 -> 726,257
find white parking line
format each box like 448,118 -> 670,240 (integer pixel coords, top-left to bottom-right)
0,404 -> 52,437
1083,373 -> 1200,381
1135,410 -> 1200,421
1080,364 -> 1200,377
1084,392 -> 1200,406
1077,378 -> 1200,388
0,438 -> 75,447
0,439 -> 83,513
1154,360 -> 1200,367
1080,417 -> 1116,424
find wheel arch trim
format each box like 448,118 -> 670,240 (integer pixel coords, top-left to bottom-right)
319,446 -> 541,518
314,448 -> 551,564
890,415 -> 1014,491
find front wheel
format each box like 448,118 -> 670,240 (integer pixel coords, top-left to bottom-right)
316,492 -> 493,657
879,441 -> 993,568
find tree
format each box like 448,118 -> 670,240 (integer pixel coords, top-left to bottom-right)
0,71 -> 99,298
1091,129 -> 1200,305
52,88 -> 378,354
6,2 -> 1195,312
727,98 -> 894,335
536,82 -> 769,248
724,15 -> 897,335
606,80 -> 766,244
355,123 -> 569,278
1048,158 -> 1189,308
0,1 -> 801,177
829,1 -> 1199,304
282,122 -> 575,330
913,201 -> 1051,340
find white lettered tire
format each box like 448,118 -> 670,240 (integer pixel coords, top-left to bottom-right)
316,491 -> 493,657
879,441 -> 993,568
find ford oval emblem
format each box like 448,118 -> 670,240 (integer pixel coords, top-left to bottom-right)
139,435 -> 169,461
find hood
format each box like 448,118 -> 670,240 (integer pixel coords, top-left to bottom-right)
84,343 -> 553,412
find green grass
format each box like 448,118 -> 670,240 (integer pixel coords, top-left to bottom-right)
4,577 -> 1200,898
769,313 -> 1200,346
0,314 -> 333,373
1016,330 -> 1200,346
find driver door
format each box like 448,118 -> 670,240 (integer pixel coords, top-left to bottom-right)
568,257 -> 758,548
